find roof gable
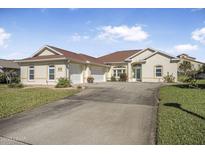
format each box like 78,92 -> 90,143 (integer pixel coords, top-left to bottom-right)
32,45 -> 63,57
127,48 -> 156,60
37,49 -> 57,56
128,48 -> 155,62
20,45 -> 105,66
143,50 -> 176,60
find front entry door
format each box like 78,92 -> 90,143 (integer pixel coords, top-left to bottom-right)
135,65 -> 141,81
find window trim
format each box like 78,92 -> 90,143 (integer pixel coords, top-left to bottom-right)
113,68 -> 126,78
48,65 -> 55,81
28,65 -> 35,81
155,65 -> 163,78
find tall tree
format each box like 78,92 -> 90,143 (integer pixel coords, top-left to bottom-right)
179,61 -> 192,76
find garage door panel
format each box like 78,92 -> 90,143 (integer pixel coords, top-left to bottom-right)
70,63 -> 82,84
91,66 -> 105,82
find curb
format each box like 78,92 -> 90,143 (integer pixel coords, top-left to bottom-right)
149,84 -> 161,145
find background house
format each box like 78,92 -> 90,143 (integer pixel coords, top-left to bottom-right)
177,53 -> 204,71
0,59 -> 20,83
0,59 -> 20,73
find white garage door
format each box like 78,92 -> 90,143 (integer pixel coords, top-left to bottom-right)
70,63 -> 82,84
91,66 -> 105,82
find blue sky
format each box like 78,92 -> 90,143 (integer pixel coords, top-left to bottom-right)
0,8 -> 205,61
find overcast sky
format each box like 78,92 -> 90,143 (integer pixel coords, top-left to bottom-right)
0,8 -> 205,61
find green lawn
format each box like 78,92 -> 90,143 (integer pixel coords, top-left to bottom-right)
197,79 -> 205,84
0,85 -> 79,118
157,84 -> 205,144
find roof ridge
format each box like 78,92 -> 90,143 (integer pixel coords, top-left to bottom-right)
47,45 -> 104,65
47,45 -> 80,55
78,53 -> 97,59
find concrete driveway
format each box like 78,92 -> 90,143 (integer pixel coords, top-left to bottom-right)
0,82 -> 162,145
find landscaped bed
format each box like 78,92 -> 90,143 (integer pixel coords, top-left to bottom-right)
157,82 -> 205,144
0,84 -> 79,118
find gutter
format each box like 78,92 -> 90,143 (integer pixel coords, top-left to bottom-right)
16,57 -> 109,68
70,59 -> 110,67
15,57 -> 68,63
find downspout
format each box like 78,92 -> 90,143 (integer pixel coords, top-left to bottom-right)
66,59 -> 70,81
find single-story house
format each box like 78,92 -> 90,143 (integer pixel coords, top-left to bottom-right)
19,45 -> 205,85
0,59 -> 20,73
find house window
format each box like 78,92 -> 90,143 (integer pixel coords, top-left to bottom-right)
29,66 -> 34,80
113,69 -> 126,77
155,66 -> 162,77
48,65 -> 55,80
113,70 -> 117,77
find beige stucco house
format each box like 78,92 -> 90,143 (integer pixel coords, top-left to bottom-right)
17,45 -> 204,85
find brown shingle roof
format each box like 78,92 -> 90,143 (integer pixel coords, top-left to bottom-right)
97,50 -> 141,63
0,59 -> 19,69
48,45 -> 104,64
22,46 -> 141,65
23,55 -> 66,60
22,45 -> 104,65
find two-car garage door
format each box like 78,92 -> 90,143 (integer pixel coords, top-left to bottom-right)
70,63 -> 105,84
90,66 -> 105,82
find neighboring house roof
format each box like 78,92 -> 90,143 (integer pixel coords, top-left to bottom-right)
20,45 -> 105,66
177,53 -> 204,64
177,53 -> 196,60
0,59 -> 19,69
180,57 -> 204,64
97,50 -> 141,63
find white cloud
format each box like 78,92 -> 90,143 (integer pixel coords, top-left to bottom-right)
97,25 -> 149,42
174,44 -> 198,52
71,33 -> 90,42
0,27 -> 11,47
192,27 -> 205,44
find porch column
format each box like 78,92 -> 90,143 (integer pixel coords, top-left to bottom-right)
84,65 -> 91,83
127,62 -> 132,82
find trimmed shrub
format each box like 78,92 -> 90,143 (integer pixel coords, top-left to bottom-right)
55,77 -> 71,88
163,73 -> 175,83
111,76 -> 116,82
119,73 -> 127,82
87,76 -> 94,83
8,83 -> 24,88
183,76 -> 198,88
